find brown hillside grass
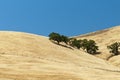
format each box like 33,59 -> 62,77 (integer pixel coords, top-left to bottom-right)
0,31 -> 120,80
75,26 -> 120,66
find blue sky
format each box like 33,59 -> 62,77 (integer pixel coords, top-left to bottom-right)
0,0 -> 120,36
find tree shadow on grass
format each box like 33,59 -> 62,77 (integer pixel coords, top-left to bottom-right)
93,52 -> 101,55
51,41 -> 74,50
106,52 -> 120,60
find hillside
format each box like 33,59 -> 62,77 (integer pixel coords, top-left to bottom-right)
0,31 -> 120,80
75,26 -> 120,66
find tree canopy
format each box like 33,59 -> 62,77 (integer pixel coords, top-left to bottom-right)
81,39 -> 98,54
49,32 -> 61,44
69,38 -> 82,49
107,42 -> 120,55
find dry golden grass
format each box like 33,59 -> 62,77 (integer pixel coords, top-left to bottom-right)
0,30 -> 120,80
75,26 -> 120,66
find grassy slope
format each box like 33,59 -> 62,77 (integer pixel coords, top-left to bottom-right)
75,26 -> 120,66
0,31 -> 120,80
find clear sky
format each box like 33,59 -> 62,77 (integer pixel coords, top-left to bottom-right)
0,0 -> 120,36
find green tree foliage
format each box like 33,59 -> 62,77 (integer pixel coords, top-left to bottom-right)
69,38 -> 82,49
49,32 -> 61,44
82,39 -> 98,54
107,42 -> 120,55
81,39 -> 88,50
49,32 -> 99,54
49,32 -> 69,44
61,35 -> 69,44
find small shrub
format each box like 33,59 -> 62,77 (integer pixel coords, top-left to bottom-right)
107,42 -> 120,55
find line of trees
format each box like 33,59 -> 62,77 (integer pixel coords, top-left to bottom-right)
49,32 -> 120,56
49,32 -> 98,54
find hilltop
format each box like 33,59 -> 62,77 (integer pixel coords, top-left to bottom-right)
0,29 -> 120,80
